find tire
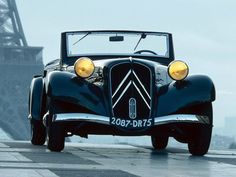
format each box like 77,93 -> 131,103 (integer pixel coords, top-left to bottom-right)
31,120 -> 46,145
188,102 -> 213,156
47,122 -> 65,152
151,135 -> 169,150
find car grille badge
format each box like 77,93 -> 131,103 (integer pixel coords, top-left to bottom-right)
129,97 -> 137,119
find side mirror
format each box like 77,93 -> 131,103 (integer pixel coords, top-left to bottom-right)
109,36 -> 124,42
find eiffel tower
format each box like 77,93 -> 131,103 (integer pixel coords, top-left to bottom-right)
0,0 -> 43,63
0,0 -> 43,140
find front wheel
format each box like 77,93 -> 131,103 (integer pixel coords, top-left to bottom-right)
31,120 -> 46,145
151,135 -> 169,150
47,123 -> 65,152
188,103 -> 213,156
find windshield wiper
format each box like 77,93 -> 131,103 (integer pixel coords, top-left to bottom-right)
73,32 -> 91,46
134,33 -> 146,51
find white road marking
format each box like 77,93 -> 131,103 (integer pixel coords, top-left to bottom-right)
0,141 -> 236,177
0,152 -> 31,162
0,143 -> 9,148
0,128 -> 12,140
0,162 -> 113,170
35,170 -> 59,177
0,169 -> 59,177
65,142 -> 139,149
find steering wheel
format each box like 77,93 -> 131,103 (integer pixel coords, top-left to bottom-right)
134,50 -> 157,55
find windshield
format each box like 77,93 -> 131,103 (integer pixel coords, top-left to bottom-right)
66,31 -> 169,57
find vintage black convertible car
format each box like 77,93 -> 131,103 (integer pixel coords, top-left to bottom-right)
28,30 -> 215,155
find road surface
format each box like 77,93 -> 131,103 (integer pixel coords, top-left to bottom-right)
0,141 -> 236,177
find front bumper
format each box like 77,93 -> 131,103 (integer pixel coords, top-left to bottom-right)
52,113 -> 210,125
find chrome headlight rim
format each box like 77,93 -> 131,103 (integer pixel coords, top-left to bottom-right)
167,60 -> 189,81
74,57 -> 95,78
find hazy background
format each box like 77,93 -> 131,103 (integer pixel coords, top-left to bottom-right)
16,0 -> 235,130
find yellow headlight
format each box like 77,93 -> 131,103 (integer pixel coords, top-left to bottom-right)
168,60 -> 189,81
74,57 -> 95,78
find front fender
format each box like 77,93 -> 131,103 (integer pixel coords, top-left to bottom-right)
29,76 -> 44,121
45,71 -> 109,116
156,75 -> 215,116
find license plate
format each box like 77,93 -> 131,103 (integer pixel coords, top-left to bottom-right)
111,117 -> 152,128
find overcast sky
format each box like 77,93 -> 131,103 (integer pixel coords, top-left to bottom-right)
17,0 -> 236,128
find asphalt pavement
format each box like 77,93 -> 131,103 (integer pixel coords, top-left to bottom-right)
0,141 -> 236,177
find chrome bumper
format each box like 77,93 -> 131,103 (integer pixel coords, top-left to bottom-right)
53,113 -> 209,125
154,114 -> 209,125
52,113 -> 110,125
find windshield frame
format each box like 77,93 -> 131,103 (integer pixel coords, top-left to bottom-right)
60,30 -> 175,65
65,31 -> 170,58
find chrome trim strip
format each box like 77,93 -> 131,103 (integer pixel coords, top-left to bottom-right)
132,70 -> 151,99
28,114 -> 32,119
52,113 -> 209,126
53,113 -> 110,125
112,70 -> 131,98
154,114 -> 210,125
133,81 -> 151,109
113,80 -> 132,108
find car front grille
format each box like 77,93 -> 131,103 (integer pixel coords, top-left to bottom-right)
110,62 -> 152,119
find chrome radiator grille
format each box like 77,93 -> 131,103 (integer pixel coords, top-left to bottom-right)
110,62 -> 152,119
